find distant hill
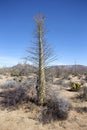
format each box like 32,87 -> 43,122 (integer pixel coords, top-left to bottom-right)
0,64 -> 36,75
49,65 -> 87,77
0,64 -> 87,76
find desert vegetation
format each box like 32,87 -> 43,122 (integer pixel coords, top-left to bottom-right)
0,64 -> 87,130
0,14 -> 87,130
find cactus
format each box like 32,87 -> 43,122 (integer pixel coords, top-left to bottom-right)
71,82 -> 81,91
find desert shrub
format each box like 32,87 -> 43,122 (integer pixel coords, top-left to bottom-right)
0,78 -> 38,110
53,78 -> 63,85
84,72 -> 87,75
75,107 -> 87,113
46,76 -> 53,83
67,75 -> 73,80
42,96 -> 71,123
80,80 -> 86,85
11,72 -> 20,77
19,77 -> 23,82
17,77 -> 23,82
75,85 -> 87,101
0,87 -> 29,109
82,86 -> 87,101
0,80 -> 20,89
85,75 -> 87,81
62,80 -> 71,88
70,82 -> 81,91
13,76 -> 24,82
13,77 -> 18,81
72,72 -> 79,77
23,81 -> 37,102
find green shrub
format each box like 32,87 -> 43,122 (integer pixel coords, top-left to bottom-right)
84,72 -> 87,75
71,82 -> 81,91
11,73 -> 20,77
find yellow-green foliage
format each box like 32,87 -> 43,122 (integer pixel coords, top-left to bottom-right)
11,73 -> 20,77
71,82 -> 81,91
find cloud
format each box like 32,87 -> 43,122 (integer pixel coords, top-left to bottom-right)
0,56 -> 21,67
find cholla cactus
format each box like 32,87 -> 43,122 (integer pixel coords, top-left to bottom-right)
71,82 -> 81,91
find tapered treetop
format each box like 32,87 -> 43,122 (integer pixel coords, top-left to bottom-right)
34,14 -> 45,24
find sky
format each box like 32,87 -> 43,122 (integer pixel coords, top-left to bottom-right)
0,0 -> 87,67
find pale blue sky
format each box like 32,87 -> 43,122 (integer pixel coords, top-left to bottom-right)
0,0 -> 87,67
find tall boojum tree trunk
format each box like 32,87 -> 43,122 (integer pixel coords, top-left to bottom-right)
34,14 -> 46,105
27,14 -> 54,105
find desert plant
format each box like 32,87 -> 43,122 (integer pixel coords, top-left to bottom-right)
13,76 -> 24,82
84,72 -> 87,75
11,72 -> 20,77
71,82 -> 81,91
26,14 -> 55,105
42,96 -> 71,123
82,86 -> 87,101
18,77 -> 23,82
85,75 -> 87,81
0,87 -> 29,109
75,107 -> 87,113
0,80 -> 20,89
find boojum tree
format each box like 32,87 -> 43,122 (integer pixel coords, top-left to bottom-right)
27,14 -> 54,105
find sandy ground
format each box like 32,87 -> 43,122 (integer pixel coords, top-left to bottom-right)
0,76 -> 87,130
0,104 -> 87,130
